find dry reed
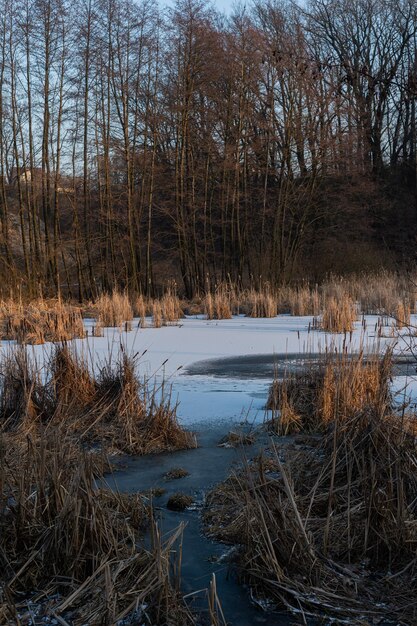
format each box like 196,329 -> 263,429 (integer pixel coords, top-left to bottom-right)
0,345 -> 196,455
95,290 -> 133,327
267,350 -> 392,434
320,294 -> 357,332
284,285 -> 321,316
161,290 -> 182,323
0,298 -> 86,344
206,392 -> 417,623
152,299 -> 163,327
135,293 -> 147,326
0,434 -> 192,625
205,287 -> 232,320
246,290 -> 277,318
395,300 -> 411,329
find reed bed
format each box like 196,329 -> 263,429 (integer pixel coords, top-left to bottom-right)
267,350 -> 391,434
206,381 -> 417,623
0,434 -> 192,625
95,290 -> 133,327
0,298 -> 86,344
0,345 -> 196,455
152,299 -> 163,328
283,285 -> 321,316
205,288 -> 233,320
161,290 -> 182,323
319,294 -> 357,332
347,270 -> 416,315
134,293 -> 147,325
132,290 -> 183,328
1,271 -> 416,337
246,290 -> 277,318
395,299 -> 411,329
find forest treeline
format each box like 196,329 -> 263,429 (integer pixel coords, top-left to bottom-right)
1,0 -> 417,299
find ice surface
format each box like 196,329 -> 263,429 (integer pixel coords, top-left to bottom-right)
3,314 -> 417,426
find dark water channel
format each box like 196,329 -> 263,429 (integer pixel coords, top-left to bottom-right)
105,351 -> 415,625
105,423 -> 290,626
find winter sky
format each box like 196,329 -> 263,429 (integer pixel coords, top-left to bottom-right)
214,0 -> 235,11
163,0 -> 237,14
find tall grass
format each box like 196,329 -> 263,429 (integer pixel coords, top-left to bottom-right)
205,286 -> 232,320
206,353 -> 417,623
152,299 -> 163,327
0,345 -> 196,455
395,300 -> 411,329
267,350 -> 391,434
246,289 -> 277,318
161,290 -> 182,323
0,298 -> 86,344
133,291 -> 182,327
134,294 -> 147,326
0,434 -> 193,625
95,290 -> 133,327
283,285 -> 321,316
320,294 -> 357,332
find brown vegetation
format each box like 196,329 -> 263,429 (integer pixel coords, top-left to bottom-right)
320,294 -> 357,332
0,298 -> 86,344
167,493 -> 194,511
0,434 -> 192,625
218,431 -> 255,448
395,300 -> 411,329
0,344 -> 196,455
0,342 -> 197,623
246,290 -> 276,318
267,350 -> 391,434
205,287 -> 233,320
0,272 -> 414,344
165,467 -> 190,480
206,352 -> 417,623
95,291 -> 133,327
161,290 -> 183,323
283,285 -> 321,316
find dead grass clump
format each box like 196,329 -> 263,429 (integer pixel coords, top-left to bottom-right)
0,348 -> 45,431
165,467 -> 190,480
1,439 -> 146,589
0,436 -> 192,625
284,285 -> 321,316
91,319 -> 104,336
96,290 -> 133,327
0,298 -> 86,344
183,297 -> 205,316
133,291 -> 181,327
167,493 -> 194,511
205,286 -> 232,320
320,294 -> 357,332
395,300 -> 411,329
88,353 -> 197,455
152,300 -> 163,327
205,407 -> 417,623
50,344 -> 96,412
0,346 -> 196,456
267,351 -> 391,434
135,293 -> 147,326
246,290 -> 276,318
349,270 -> 407,314
161,290 -> 182,323
218,430 -> 255,447
267,368 -> 323,434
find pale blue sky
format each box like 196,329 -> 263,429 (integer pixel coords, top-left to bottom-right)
215,0 -> 235,11
163,0 -> 238,14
